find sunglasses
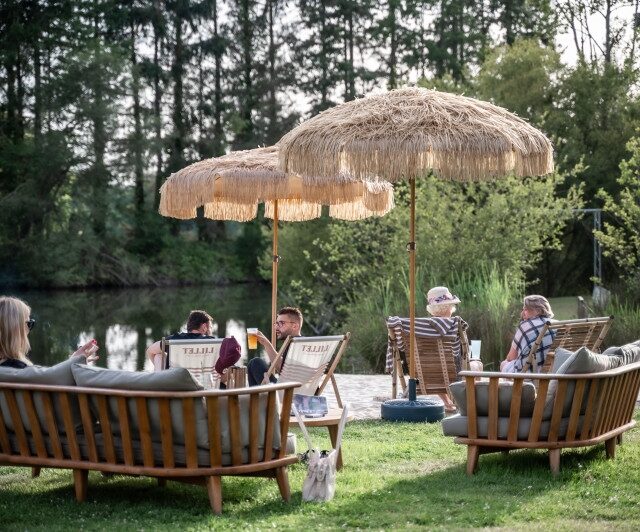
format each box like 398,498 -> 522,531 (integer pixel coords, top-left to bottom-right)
26,318 -> 36,331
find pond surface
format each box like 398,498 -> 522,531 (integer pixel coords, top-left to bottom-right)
10,284 -> 274,370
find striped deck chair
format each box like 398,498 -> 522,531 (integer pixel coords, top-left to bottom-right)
524,316 -> 614,373
387,317 -> 470,402
263,334 -> 350,408
162,337 -> 224,389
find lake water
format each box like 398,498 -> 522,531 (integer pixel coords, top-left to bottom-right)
10,285 -> 273,370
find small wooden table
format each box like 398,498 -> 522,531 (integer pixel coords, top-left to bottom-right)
299,408 -> 353,470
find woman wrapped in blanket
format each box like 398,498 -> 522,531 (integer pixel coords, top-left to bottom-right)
500,295 -> 555,373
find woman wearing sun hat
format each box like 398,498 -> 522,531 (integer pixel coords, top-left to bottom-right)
386,286 -> 468,412
426,286 -> 461,318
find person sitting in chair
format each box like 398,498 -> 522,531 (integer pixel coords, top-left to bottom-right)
500,295 -> 555,373
247,306 -> 303,386
146,310 -> 215,371
0,296 -> 99,369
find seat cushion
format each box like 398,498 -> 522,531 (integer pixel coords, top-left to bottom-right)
442,413 -> 580,440
0,355 -> 86,434
71,365 -> 281,455
449,380 -> 537,417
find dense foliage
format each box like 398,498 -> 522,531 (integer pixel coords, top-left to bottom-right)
1,1 -> 639,314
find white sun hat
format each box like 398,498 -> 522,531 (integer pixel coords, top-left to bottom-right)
426,286 -> 461,314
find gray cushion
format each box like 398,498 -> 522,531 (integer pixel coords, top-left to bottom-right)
558,346 -> 624,374
602,343 -> 640,365
71,365 -> 281,454
71,364 -> 203,391
450,380 -> 537,417
442,413 -> 580,440
71,364 -> 209,448
0,355 -> 86,434
542,346 -> 623,420
550,347 -> 574,372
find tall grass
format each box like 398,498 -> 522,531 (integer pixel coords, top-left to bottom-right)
343,264 -> 523,372
598,297 -> 640,348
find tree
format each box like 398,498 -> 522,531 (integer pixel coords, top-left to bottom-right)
475,39 -> 561,125
595,136 -> 640,299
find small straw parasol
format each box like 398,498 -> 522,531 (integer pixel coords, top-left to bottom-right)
159,145 -> 394,344
278,87 -> 554,413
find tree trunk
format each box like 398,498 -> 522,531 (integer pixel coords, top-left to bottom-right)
237,0 -> 254,148
267,0 -> 277,142
212,0 -> 224,156
169,12 -> 185,172
388,0 -> 397,90
33,27 -> 42,143
319,2 -> 329,109
152,19 -> 164,209
131,22 -> 145,215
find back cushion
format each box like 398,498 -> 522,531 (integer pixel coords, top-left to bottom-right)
449,380 -> 537,417
542,346 -> 623,420
0,355 -> 85,434
71,365 -> 209,448
602,343 -> 640,365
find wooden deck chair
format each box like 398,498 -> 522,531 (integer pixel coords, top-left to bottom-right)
263,334 -> 350,408
162,337 -> 224,389
389,317 -> 469,404
524,316 -> 614,373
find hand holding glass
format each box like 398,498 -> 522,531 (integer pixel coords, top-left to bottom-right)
247,328 -> 258,350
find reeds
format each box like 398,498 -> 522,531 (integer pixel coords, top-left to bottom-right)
344,263 -> 524,371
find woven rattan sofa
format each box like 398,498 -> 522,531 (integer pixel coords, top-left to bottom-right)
442,343 -> 640,475
0,357 -> 299,514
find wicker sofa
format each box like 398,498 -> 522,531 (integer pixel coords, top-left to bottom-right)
442,343 -> 640,475
0,357 -> 299,514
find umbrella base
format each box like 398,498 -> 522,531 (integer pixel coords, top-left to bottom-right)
381,398 -> 445,423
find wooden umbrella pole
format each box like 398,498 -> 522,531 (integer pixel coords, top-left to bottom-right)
271,200 -> 279,346
408,177 -> 417,401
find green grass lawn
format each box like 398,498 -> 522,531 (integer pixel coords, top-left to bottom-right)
1,415 -> 639,531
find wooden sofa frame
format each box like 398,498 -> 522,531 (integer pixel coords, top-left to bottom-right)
453,362 -> 640,475
0,381 -> 299,514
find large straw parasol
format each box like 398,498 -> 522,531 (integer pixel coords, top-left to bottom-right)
278,87 -> 554,416
159,145 -> 394,344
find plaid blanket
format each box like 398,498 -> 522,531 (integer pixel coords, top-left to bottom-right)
512,317 -> 556,372
385,316 -> 468,373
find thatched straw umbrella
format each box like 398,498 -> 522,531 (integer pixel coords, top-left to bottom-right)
278,87 -> 554,410
159,145 -> 394,344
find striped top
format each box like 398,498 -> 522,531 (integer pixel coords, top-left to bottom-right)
386,316 -> 468,373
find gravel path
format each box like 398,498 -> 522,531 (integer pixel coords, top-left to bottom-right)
322,373 -> 640,420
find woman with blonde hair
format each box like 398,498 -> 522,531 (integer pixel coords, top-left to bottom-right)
0,296 -> 97,369
500,295 -> 555,373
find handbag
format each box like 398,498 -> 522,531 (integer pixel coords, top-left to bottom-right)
292,404 -> 349,503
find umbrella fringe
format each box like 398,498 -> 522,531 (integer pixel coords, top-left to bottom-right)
278,87 -> 554,181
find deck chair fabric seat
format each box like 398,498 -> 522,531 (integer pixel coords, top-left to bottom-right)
385,317 -> 468,374
386,316 -> 470,400
164,337 -> 224,388
264,334 -> 350,408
